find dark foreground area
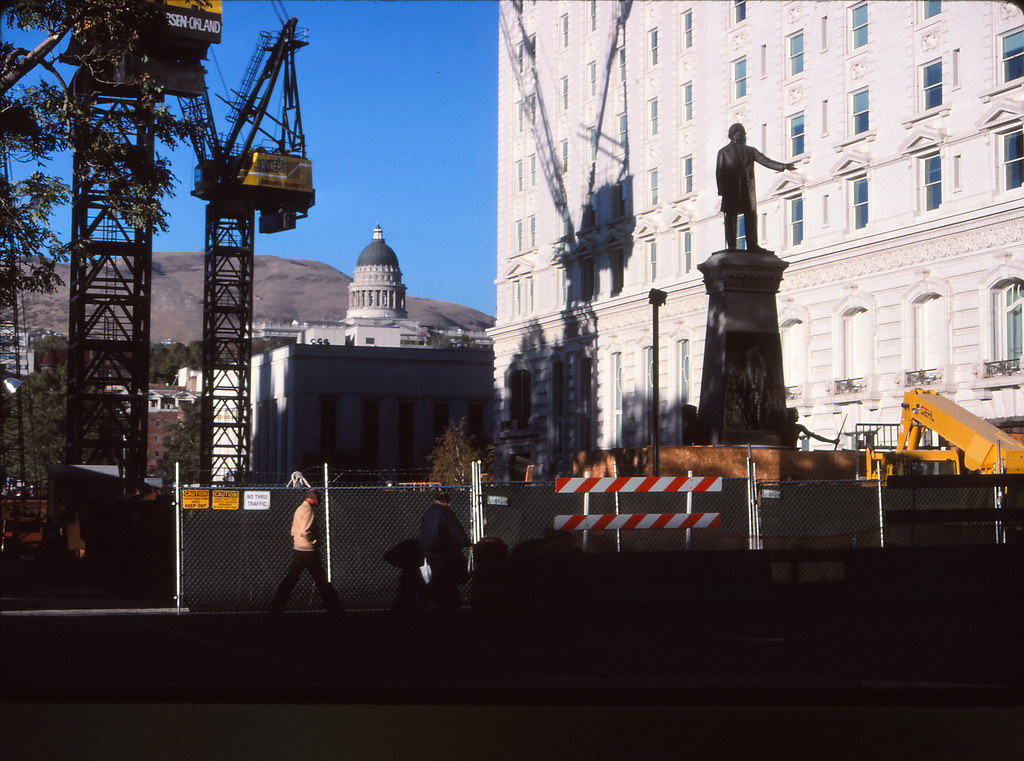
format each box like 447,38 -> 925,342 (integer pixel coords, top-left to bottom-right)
4,597 -> 1024,706
4,601 -> 1024,760
3,551 -> 1024,759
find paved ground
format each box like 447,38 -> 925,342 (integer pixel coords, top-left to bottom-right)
4,598 -> 1024,706
3,554 -> 1023,759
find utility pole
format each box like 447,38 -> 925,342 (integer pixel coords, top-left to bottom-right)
648,288 -> 667,476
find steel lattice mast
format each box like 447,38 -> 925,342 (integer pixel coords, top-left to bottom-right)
62,2 -> 222,493
200,204 -> 255,482
65,85 -> 154,492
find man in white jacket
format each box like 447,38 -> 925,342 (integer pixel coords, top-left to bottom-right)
269,489 -> 344,614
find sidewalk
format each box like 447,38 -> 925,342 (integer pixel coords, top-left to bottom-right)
5,594 -> 1023,707
5,557 -> 1023,760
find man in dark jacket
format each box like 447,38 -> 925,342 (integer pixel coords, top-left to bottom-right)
418,490 -> 471,613
716,122 -> 796,253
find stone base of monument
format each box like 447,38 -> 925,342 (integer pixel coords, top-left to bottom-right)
697,249 -> 789,447
574,446 -> 859,480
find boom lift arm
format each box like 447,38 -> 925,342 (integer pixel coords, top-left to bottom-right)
867,389 -> 1024,478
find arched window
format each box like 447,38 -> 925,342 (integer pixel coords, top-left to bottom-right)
993,280 -> 1024,363
841,307 -> 871,381
912,293 -> 945,371
780,319 -> 808,386
676,339 -> 691,406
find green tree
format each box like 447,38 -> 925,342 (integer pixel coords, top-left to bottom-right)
427,419 -> 491,485
159,399 -> 199,483
149,341 -> 202,384
1,0 -> 195,306
31,334 -> 67,368
0,365 -> 68,483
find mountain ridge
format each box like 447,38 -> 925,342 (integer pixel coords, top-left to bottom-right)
22,251 -> 495,343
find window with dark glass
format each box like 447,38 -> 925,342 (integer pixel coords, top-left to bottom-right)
923,60 -> 942,109
508,369 -> 532,428
924,154 -> 942,211
1004,30 -> 1024,82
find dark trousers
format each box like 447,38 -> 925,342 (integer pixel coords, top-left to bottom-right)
724,211 -> 760,251
270,549 -> 343,613
426,558 -> 466,613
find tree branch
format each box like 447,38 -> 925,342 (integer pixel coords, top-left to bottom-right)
0,23 -> 73,97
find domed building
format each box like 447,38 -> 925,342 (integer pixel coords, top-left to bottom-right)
320,224 -> 424,348
346,225 -> 408,321
250,222 -> 495,480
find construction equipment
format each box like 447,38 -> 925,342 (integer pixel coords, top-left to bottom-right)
866,388 -> 1024,479
63,1 -> 222,493
180,15 -> 313,481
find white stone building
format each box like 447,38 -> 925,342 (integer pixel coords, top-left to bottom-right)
490,0 -> 1024,479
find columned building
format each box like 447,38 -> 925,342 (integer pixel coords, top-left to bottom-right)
347,224 -> 408,320
490,0 -> 1024,479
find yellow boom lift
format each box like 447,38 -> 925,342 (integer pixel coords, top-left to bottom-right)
867,389 -> 1024,479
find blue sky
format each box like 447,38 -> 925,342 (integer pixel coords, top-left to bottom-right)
8,0 -> 500,316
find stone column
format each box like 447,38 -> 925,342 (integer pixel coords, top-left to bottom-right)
697,250 -> 789,446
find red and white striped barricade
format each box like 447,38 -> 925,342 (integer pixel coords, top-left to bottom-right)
553,512 -> 721,531
553,476 -> 722,531
554,476 -> 722,494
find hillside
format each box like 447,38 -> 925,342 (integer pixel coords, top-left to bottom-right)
21,251 -> 494,343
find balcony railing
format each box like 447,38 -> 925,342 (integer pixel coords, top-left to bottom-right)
905,368 -> 942,386
984,358 -> 1021,378
853,423 -> 901,450
833,377 -> 866,395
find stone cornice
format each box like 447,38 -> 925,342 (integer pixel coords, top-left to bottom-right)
782,211 -> 1024,291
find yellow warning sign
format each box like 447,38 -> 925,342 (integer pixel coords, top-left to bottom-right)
212,490 -> 240,510
182,489 -> 210,510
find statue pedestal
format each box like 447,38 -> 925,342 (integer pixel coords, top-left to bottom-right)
697,249 -> 789,446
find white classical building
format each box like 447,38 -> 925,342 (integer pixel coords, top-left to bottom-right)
489,0 -> 1024,479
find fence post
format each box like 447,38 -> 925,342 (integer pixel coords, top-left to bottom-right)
876,471 -> 886,549
174,461 -> 182,615
995,442 -> 1005,545
323,463 -> 333,583
613,460 -> 621,553
685,469 -> 693,551
746,446 -> 761,550
582,470 -> 591,552
470,459 -> 484,543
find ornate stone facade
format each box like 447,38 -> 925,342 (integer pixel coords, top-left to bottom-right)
491,1 -> 1024,479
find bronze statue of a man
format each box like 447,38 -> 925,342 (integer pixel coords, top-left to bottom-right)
716,123 -> 796,254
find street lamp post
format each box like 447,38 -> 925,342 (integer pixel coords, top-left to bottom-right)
648,288 -> 667,476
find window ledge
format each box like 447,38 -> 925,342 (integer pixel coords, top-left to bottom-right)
833,130 -> 877,151
980,80 -> 1024,103
902,106 -> 951,128
670,192 -> 698,206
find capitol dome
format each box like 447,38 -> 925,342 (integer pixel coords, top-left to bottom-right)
346,224 -> 407,320
356,228 -> 401,269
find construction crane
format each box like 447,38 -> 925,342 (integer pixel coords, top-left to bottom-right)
63,0 -> 221,493
179,15 -> 314,482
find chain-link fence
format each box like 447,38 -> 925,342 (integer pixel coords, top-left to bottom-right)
179,485 -> 471,613
176,477 -> 1019,612
758,480 -> 883,550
